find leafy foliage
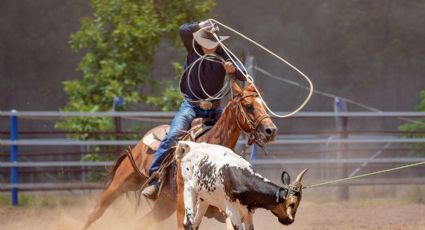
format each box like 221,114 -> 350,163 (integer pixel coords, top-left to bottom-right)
399,90 -> 425,135
406,187 -> 425,204
56,0 -> 215,138
55,0 -> 215,181
146,62 -> 184,111
399,90 -> 425,153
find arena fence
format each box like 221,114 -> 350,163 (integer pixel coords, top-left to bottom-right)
1,110 -> 425,205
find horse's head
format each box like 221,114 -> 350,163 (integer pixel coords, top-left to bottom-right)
231,80 -> 277,146
271,168 -> 308,225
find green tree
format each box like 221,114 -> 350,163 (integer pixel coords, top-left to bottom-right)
146,62 -> 184,111
55,0 -> 215,181
399,90 -> 425,153
56,0 -> 215,139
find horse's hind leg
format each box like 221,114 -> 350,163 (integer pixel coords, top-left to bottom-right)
82,183 -> 123,230
137,196 -> 176,228
82,159 -> 143,230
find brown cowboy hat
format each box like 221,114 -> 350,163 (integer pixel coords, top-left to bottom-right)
193,28 -> 230,49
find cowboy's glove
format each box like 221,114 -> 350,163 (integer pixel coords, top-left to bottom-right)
199,20 -> 218,33
223,61 -> 236,74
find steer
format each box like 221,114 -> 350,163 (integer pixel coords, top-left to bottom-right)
176,141 -> 308,230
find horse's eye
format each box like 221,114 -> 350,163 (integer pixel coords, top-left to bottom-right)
246,104 -> 254,113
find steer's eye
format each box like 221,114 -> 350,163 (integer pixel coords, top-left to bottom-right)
246,104 -> 254,113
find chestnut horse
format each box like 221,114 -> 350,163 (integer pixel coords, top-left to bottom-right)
83,81 -> 277,229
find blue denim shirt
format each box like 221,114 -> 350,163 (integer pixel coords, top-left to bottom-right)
179,22 -> 246,101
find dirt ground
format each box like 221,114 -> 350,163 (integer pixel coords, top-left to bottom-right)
0,191 -> 424,230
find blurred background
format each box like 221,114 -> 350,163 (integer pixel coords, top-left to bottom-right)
1,1 -> 425,229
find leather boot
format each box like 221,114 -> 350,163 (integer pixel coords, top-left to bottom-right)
142,184 -> 159,200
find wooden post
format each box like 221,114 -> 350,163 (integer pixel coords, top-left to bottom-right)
114,116 -> 121,155
112,96 -> 123,156
334,97 -> 349,200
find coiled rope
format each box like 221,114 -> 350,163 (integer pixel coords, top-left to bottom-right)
180,19 -> 313,118
209,18 -> 314,118
178,38 -> 231,102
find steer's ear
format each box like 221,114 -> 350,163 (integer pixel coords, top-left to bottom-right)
281,171 -> 291,185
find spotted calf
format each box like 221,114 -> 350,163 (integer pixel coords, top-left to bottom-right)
176,141 -> 308,230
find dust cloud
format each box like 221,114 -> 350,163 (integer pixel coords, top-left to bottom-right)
1,192 -> 424,230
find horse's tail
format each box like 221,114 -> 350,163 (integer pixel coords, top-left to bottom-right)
104,151 -> 128,188
104,146 -> 147,210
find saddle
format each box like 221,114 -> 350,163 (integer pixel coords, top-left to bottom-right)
142,117 -> 216,151
135,118 -> 217,199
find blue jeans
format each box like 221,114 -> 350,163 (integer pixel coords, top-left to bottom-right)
148,100 -> 221,184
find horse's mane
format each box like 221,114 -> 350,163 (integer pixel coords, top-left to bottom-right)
238,83 -> 260,96
244,83 -> 260,94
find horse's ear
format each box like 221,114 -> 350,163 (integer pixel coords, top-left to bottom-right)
175,141 -> 193,159
231,79 -> 242,96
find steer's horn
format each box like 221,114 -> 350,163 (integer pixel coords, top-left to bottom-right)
295,168 -> 309,183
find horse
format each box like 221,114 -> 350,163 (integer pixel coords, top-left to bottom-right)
82,80 -> 277,229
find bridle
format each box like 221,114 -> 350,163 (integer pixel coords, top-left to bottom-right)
235,92 -> 271,147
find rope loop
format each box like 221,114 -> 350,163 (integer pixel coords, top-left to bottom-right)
209,18 -> 314,118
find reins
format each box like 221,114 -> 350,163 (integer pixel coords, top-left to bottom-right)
234,92 -> 271,146
126,146 -> 177,198
125,146 -> 145,179
124,92 -> 271,189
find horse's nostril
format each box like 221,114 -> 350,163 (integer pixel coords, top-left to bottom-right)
264,126 -> 277,138
265,128 -> 273,135
265,128 -> 276,136
262,124 -> 277,139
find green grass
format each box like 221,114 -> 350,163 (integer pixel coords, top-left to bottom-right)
0,193 -> 74,208
405,187 -> 425,204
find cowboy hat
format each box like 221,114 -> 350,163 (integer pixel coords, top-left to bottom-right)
193,28 -> 230,49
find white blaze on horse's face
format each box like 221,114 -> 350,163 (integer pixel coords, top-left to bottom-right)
255,97 -> 263,105
240,87 -> 276,143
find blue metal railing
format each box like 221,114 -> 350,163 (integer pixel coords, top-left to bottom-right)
9,110 -> 19,206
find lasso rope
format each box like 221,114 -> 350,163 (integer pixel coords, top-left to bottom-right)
193,20 -> 425,189
209,18 -> 314,118
304,161 -> 425,189
178,37 -> 231,102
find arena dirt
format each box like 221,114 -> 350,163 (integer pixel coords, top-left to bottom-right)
0,192 -> 424,230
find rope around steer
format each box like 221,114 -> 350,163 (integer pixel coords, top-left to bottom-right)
303,161 -> 425,189
209,18 -> 314,118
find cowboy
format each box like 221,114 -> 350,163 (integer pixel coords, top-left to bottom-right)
142,20 -> 246,199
